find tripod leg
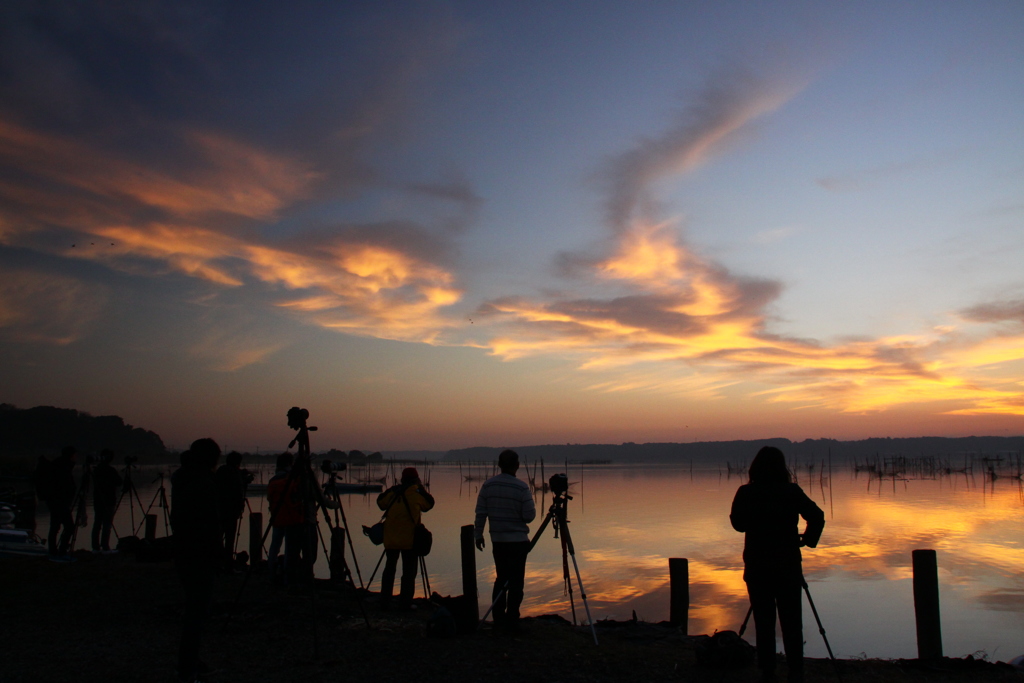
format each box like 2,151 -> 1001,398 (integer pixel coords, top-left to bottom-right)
557,511 -> 598,646
738,604 -> 753,637
418,555 -> 431,599
478,580 -> 510,628
802,577 -> 842,681
366,549 -> 386,590
334,496 -> 365,589
560,528 -> 577,625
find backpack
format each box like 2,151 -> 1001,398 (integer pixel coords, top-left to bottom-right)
32,456 -> 53,501
695,630 -> 756,668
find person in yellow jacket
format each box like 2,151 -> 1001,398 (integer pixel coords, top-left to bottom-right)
376,467 -> 434,609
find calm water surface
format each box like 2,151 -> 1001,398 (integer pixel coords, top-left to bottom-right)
39,461 -> 1024,661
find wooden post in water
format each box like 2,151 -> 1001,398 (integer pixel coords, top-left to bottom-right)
461,525 -> 479,621
330,526 -> 346,582
145,514 -> 157,541
249,512 -> 263,565
669,557 -> 689,633
912,549 -> 943,659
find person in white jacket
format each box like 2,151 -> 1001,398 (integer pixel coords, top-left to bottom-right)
474,449 -> 536,632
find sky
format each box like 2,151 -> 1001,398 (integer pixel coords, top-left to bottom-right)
1,1 -> 1023,452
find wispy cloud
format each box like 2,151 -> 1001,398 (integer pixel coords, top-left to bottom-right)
472,70 -> 1024,418
0,267 -> 106,345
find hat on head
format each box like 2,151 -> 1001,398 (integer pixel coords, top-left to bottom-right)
401,467 -> 419,484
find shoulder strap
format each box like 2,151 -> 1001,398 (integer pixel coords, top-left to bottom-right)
379,485 -> 407,521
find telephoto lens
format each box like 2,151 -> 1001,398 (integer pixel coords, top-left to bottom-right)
320,460 -> 347,474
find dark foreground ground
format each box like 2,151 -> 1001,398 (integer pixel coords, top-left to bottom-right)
3,551 -> 1021,683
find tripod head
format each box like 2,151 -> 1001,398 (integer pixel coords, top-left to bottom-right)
287,406 -> 317,456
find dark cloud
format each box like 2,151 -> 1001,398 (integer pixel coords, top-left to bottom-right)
960,299 -> 1024,325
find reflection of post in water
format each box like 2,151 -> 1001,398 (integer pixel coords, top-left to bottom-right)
481,472 -> 599,645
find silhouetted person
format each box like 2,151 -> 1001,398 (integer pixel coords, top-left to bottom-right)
474,449 -> 536,633
215,451 -> 246,572
376,467 -> 435,610
45,446 -> 78,561
266,452 -> 294,584
171,438 -> 223,683
91,449 -> 122,552
731,446 -> 824,683
277,454 -> 337,584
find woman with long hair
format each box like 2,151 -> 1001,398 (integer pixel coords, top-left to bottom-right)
730,446 -> 825,683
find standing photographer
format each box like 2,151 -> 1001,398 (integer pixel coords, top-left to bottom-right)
215,451 -> 246,572
171,438 -> 223,683
44,446 -> 78,561
730,446 -> 824,683
474,449 -> 536,633
376,467 -> 434,610
91,449 -> 122,553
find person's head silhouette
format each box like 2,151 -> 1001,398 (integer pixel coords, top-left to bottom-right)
749,446 -> 791,485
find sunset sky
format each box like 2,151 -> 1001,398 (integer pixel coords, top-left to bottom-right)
2,2 -> 1023,452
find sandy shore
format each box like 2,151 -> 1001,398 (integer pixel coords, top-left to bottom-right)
2,550 -> 1020,683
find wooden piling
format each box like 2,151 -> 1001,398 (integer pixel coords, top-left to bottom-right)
461,524 -> 479,621
249,512 -> 263,565
144,514 -> 157,541
330,526 -> 346,582
669,557 -> 689,633
912,549 -> 943,659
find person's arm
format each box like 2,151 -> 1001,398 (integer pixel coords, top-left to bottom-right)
520,485 -> 536,524
729,485 -> 751,532
377,488 -> 391,511
474,486 -> 488,550
417,487 -> 435,512
796,487 -> 825,548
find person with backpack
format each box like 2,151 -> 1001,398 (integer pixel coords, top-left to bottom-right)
376,467 -> 434,610
730,446 -> 825,683
42,446 -> 78,561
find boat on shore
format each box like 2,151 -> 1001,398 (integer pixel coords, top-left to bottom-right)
0,528 -> 47,557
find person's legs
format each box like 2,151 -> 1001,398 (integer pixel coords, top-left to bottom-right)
47,503 -> 64,555
56,506 -> 75,555
221,517 -> 238,569
398,549 -> 419,607
491,542 -> 512,625
176,560 -> 214,680
284,525 -> 303,585
91,507 -> 102,551
776,579 -> 804,683
504,541 -> 530,623
747,578 -> 779,679
99,508 -> 114,551
380,549 -> 400,605
267,527 -> 285,580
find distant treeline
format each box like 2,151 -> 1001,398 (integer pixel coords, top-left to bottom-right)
442,436 -> 1024,466
0,404 -> 166,459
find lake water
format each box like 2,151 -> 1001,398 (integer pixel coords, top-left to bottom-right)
32,459 -> 1024,661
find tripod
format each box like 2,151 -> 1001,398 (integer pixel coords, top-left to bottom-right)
67,458 -> 94,553
323,469 -> 365,590
480,476 -> 598,645
113,459 -> 146,539
228,407 -> 370,661
136,471 -> 171,538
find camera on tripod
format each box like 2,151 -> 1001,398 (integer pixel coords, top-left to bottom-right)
124,454 -> 138,466
549,473 -> 569,496
85,453 -> 98,466
320,460 -> 347,475
241,469 -> 256,484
